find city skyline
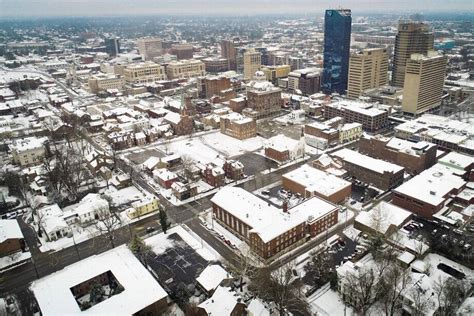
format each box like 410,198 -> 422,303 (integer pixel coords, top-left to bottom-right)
1,0 -> 473,18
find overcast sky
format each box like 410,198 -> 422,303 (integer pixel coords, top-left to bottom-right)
1,0 -> 472,18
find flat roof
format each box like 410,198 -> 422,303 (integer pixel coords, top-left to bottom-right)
0,219 -> 23,242
332,148 -> 404,175
326,100 -> 387,117
394,163 -> 466,206
355,201 -> 412,235
438,152 -> 473,170
283,164 -> 351,197
31,245 -> 167,316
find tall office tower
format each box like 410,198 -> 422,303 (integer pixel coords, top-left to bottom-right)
137,38 -> 163,60
321,9 -> 352,95
105,37 -> 120,56
220,40 -> 237,70
244,49 -> 262,80
348,48 -> 389,99
392,20 -> 434,87
402,51 -> 447,115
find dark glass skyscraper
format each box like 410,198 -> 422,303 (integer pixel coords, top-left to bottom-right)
105,37 -> 121,57
321,9 -> 352,95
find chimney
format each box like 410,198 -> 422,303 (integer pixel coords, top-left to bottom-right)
282,199 -> 288,213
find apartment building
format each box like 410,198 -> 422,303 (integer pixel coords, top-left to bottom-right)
402,51 -> 447,115
323,100 -> 388,132
260,65 -> 291,83
171,44 -> 194,60
165,59 -> 205,79
123,62 -> 166,84
10,137 -> 48,166
220,112 -> 257,140
348,48 -> 388,99
202,57 -> 229,73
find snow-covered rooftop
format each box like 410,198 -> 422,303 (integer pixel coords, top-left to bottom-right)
394,163 -> 466,206
0,219 -> 23,243
283,164 -> 351,197
196,264 -> 229,293
332,148 -> 404,174
355,201 -> 412,235
265,134 -> 302,153
198,286 -> 240,315
31,245 -> 167,316
326,100 -> 387,117
438,152 -> 473,171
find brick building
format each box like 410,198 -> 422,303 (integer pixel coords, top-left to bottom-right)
282,165 -> 352,204
0,220 -> 26,256
359,135 -> 437,174
171,44 -> 194,60
393,163 -> 466,219
264,134 -> 305,163
223,160 -> 244,181
211,187 -> 339,260
246,81 -> 282,119
202,76 -> 232,99
202,164 -> 225,187
202,57 -> 229,73
229,97 -> 246,113
304,121 -> 339,146
220,112 -> 257,140
332,148 -> 405,191
323,100 -> 388,132
164,112 -> 194,136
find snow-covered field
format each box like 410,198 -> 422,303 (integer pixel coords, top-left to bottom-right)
308,284 -> 355,316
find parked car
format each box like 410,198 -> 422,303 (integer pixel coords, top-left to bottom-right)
261,190 -> 270,195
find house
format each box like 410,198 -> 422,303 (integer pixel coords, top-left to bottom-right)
31,245 -> 168,316
171,181 -> 198,201
196,264 -> 230,296
223,160 -> 245,181
73,194 -> 109,225
135,132 -> 147,146
202,164 -> 225,187
126,196 -> 159,219
0,220 -> 26,256
9,137 -> 48,166
153,169 -> 178,189
197,286 -> 245,316
164,112 -> 193,136
37,204 -> 71,241
264,134 -> 305,163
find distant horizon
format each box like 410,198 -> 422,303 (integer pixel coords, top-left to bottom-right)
1,0 -> 473,19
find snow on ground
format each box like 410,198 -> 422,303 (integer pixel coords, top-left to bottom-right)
145,225 -> 220,261
308,284 -> 355,316
201,211 -> 243,249
155,131 -> 265,165
0,186 -> 19,204
343,225 -> 362,242
38,222 -> 98,252
0,251 -> 31,271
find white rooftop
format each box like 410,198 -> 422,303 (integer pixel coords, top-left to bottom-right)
283,164 -> 351,197
198,286 -> 239,315
394,163 -> 466,206
332,148 -> 404,175
326,100 -> 387,117
265,134 -> 302,153
0,219 -> 23,243
438,152 -> 473,171
196,264 -> 229,293
355,201 -> 412,235
211,187 -> 338,243
31,245 -> 167,316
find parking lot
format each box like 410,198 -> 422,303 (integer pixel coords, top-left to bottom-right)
232,152 -> 277,176
146,232 -> 209,298
401,217 -> 473,267
257,184 -> 305,208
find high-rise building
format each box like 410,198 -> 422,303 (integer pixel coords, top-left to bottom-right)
243,49 -> 262,80
348,48 -> 389,99
321,9 -> 352,95
105,37 -> 120,57
392,21 -> 434,87
165,59 -> 206,79
137,38 -> 163,60
220,40 -> 237,70
402,51 -> 447,115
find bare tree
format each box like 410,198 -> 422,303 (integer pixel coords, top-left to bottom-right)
250,264 -> 310,316
343,265 -> 378,314
94,205 -> 122,249
434,277 -> 469,315
180,154 -> 195,183
379,264 -> 412,316
223,248 -> 255,292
